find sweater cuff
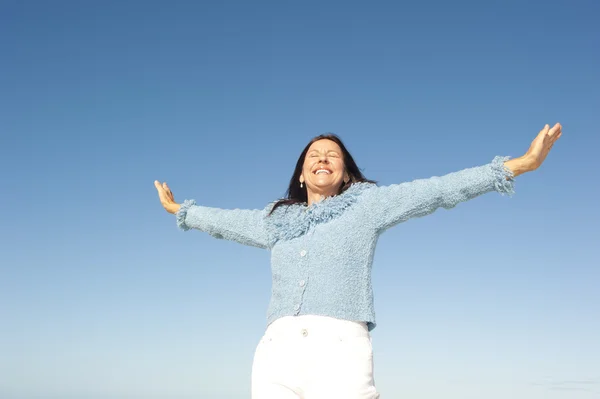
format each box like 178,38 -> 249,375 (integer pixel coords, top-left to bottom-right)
176,199 -> 197,231
491,156 -> 515,196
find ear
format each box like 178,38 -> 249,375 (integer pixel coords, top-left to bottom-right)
343,172 -> 350,184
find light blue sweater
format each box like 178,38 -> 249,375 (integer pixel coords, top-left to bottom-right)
176,156 -> 514,331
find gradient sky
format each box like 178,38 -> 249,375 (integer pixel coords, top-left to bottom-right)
1,1 -> 599,398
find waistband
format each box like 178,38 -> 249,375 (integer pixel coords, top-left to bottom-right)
265,315 -> 370,339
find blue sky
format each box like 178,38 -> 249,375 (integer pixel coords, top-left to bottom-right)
1,0 -> 599,398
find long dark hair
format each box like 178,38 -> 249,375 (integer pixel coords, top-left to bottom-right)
269,134 -> 375,214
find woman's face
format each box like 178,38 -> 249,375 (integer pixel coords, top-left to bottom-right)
300,139 -> 348,196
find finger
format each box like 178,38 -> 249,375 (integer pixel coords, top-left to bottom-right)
163,182 -> 175,199
549,134 -> 558,146
535,124 -> 550,141
164,182 -> 178,202
551,131 -> 562,143
541,124 -> 550,134
548,130 -> 562,148
548,123 -> 561,137
154,181 -> 173,205
155,182 -> 168,200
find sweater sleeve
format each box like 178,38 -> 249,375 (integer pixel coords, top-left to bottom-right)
175,200 -> 272,249
362,156 -> 515,232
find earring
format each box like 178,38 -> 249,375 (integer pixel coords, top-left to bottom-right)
300,182 -> 303,188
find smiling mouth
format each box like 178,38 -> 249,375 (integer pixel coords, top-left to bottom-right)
314,169 -> 332,175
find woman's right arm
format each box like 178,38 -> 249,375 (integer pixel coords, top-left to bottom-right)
154,181 -> 272,249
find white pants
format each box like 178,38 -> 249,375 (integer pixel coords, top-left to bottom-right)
252,315 -> 380,399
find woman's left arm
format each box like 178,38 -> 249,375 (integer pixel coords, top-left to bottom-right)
363,123 -> 562,232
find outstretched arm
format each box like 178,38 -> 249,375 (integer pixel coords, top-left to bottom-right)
362,123 -> 562,232
154,181 -> 272,249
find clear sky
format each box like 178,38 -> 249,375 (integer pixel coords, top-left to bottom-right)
1,0 -> 599,398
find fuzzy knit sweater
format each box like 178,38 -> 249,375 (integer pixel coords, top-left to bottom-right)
176,156 -> 515,331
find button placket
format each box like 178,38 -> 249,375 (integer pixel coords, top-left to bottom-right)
294,228 -> 314,317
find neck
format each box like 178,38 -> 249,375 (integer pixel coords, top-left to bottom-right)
306,187 -> 338,206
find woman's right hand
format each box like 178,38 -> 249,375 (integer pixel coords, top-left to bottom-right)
154,180 -> 181,214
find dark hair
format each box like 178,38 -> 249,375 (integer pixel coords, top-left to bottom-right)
269,134 -> 376,214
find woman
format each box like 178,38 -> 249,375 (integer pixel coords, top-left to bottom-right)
154,123 -> 562,399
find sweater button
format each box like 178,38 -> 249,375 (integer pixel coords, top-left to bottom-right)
301,329 -> 308,337
300,250 -> 307,257
299,280 -> 305,287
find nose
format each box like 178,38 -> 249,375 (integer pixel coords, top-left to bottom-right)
318,154 -> 329,163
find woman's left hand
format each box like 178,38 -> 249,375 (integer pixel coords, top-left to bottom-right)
504,123 -> 562,177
